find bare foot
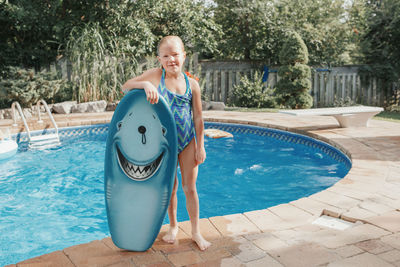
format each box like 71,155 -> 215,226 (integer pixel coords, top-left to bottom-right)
162,226 -> 178,244
192,233 -> 211,251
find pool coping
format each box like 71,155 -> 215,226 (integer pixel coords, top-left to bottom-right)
5,110 -> 400,267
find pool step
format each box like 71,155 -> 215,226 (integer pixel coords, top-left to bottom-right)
29,133 -> 61,149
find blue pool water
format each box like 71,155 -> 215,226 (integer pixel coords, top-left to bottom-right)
0,122 -> 351,265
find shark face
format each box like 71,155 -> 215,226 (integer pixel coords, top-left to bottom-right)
104,89 -> 178,251
113,109 -> 168,181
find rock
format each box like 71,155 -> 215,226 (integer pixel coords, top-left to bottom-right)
202,101 -> 211,111
22,108 -> 33,118
0,109 -> 12,119
106,101 -> 119,111
86,100 -> 107,112
208,101 -> 226,110
71,100 -> 107,113
52,101 -> 77,114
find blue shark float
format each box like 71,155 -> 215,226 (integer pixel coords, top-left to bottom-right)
104,89 -> 178,251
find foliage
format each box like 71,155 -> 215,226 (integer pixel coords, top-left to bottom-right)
275,0 -> 356,65
332,96 -> 357,107
275,31 -> 313,109
213,0 -> 278,60
127,0 -> 221,57
0,66 -> 71,108
361,0 -> 400,82
232,71 -> 278,108
66,22 -> 139,103
0,1 -> 61,70
213,0 -> 359,65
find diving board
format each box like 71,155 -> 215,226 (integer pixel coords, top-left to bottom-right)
279,106 -> 384,128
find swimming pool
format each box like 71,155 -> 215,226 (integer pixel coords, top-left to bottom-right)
0,122 -> 351,265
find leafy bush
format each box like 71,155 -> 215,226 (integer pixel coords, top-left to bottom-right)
0,67 -> 72,108
66,22 -> 139,103
275,31 -> 313,109
333,96 -> 357,107
232,71 -> 278,108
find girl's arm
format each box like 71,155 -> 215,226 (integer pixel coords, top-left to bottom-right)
121,68 -> 161,104
191,79 -> 206,165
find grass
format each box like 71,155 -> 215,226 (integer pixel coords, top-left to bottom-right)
224,106 -> 400,123
374,111 -> 400,123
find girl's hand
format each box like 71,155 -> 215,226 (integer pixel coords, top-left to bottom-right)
195,145 -> 206,165
143,82 -> 159,104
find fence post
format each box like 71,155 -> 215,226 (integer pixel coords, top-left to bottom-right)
213,70 -> 219,101
313,72 -> 318,107
205,71 -> 211,101
221,71 -> 227,104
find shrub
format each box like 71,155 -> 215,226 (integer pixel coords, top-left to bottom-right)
232,71 -> 278,108
0,67 -> 72,108
275,31 -> 313,109
66,22 -> 140,103
333,96 -> 357,107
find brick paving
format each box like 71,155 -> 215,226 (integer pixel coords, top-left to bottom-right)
2,110 -> 400,267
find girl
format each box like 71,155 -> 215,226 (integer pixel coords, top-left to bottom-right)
121,36 -> 211,251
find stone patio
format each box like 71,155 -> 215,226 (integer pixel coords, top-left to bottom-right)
2,110 -> 400,267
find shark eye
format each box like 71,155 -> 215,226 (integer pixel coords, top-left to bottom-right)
162,127 -> 167,136
153,114 -> 156,119
117,122 -> 123,131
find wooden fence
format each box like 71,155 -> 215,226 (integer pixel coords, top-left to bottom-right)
198,61 -> 397,107
47,58 -> 398,107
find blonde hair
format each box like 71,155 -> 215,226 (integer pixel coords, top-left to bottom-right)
157,36 -> 185,55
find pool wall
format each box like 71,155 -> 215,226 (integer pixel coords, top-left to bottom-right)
12,122 -> 351,170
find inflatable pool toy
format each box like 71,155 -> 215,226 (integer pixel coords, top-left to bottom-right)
0,139 -> 18,160
104,89 -> 178,251
204,129 -> 233,139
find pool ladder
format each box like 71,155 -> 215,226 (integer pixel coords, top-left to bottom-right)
12,100 -> 60,149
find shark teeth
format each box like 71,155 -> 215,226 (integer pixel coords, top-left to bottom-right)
117,147 -> 163,181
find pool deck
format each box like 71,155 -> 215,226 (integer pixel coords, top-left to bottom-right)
3,110 -> 400,267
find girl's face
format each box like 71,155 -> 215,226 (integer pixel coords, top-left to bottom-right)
157,40 -> 186,73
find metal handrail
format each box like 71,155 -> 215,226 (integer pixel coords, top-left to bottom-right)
36,99 -> 59,136
11,101 -> 31,140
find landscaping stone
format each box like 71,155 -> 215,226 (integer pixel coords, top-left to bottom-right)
52,101 -> 77,114
167,250 -> 203,266
378,250 -> 400,263
226,241 -> 266,263
334,245 -> 364,258
209,101 -> 225,110
355,239 -> 393,254
71,100 -> 107,113
209,213 -> 260,237
0,108 -> 12,119
327,252 -> 395,267
269,242 -> 341,267
107,101 -> 119,111
201,101 -> 225,110
202,100 -> 211,111
246,255 -> 284,267
365,211 -> 400,232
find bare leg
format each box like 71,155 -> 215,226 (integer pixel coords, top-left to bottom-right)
179,139 -> 211,250
162,173 -> 179,243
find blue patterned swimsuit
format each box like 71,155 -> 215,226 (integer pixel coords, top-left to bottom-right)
158,69 -> 195,154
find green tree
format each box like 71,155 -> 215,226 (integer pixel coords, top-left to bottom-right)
0,1 -> 61,69
275,31 -> 313,108
361,0 -> 400,82
275,0 -> 354,65
213,0 -> 278,60
128,0 -> 221,57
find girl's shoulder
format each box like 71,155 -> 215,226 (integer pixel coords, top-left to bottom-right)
138,68 -> 162,85
187,77 -> 201,93
142,68 -> 163,78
